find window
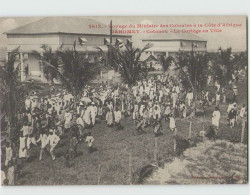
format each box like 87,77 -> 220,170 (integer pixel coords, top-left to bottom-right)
79,37 -> 87,45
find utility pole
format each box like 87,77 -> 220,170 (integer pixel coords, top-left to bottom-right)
109,20 -> 113,68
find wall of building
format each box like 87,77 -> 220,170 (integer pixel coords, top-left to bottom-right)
7,34 -> 60,52
143,40 -> 180,52
180,40 -> 207,52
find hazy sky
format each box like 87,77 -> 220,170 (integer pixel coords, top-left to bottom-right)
0,16 -> 247,51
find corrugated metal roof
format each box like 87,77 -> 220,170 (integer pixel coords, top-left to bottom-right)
142,33 -> 206,42
5,17 -> 130,37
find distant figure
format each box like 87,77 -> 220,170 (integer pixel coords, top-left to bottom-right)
212,107 -> 221,130
169,114 -> 176,131
228,107 -> 237,128
85,132 -> 95,153
106,108 -> 113,127
206,126 -> 217,141
5,142 -> 13,166
36,129 -> 48,161
1,168 -> 7,186
19,133 -> 28,160
114,107 -> 122,130
46,129 -> 60,160
240,104 -> 247,127
186,90 -> 193,107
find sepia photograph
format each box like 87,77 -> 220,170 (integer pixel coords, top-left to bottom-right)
0,16 -> 248,186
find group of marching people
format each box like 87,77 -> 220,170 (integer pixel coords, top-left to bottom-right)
1,68 -> 247,185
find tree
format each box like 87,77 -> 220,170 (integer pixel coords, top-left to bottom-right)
0,47 -> 42,133
218,47 -> 233,80
0,47 -> 21,127
176,51 -> 210,103
40,42 -> 101,107
159,55 -> 174,72
208,52 -> 225,86
110,42 -> 152,86
231,51 -> 247,71
35,45 -> 60,83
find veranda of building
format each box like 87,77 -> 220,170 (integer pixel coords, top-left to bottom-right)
142,33 -> 207,58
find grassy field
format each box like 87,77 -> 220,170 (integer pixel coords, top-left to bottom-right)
4,76 -> 248,185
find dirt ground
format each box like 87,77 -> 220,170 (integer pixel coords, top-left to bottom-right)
145,140 -> 248,184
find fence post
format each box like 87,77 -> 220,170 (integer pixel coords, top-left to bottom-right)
97,164 -> 101,185
241,119 -> 245,143
189,121 -> 192,139
154,137 -> 158,162
128,153 -> 132,185
173,138 -> 176,152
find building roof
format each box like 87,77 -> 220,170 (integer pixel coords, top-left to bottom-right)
5,17 -> 131,37
139,53 -> 158,62
142,33 -> 206,42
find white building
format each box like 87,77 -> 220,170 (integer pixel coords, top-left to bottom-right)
4,17 -> 131,82
142,33 -> 207,58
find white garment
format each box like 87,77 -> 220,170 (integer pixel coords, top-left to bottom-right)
76,117 -> 84,127
1,170 -> 6,185
114,110 -> 121,123
212,110 -> 221,128
240,107 -> 246,118
85,136 -> 94,147
5,147 -> 12,166
216,94 -> 220,101
46,133 -> 60,147
19,137 -> 27,158
153,109 -> 161,120
37,134 -> 48,148
83,108 -> 91,125
64,112 -> 72,123
187,92 -> 193,100
170,117 -> 176,129
227,104 -> 234,113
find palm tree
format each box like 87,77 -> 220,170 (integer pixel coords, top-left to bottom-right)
176,51 -> 210,114
159,55 -> 174,72
33,44 -> 60,83
218,47 -> 233,80
0,47 -> 21,127
110,42 -> 152,86
40,42 -> 101,108
0,47 -> 42,134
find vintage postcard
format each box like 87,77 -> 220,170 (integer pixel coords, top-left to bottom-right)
0,16 -> 248,185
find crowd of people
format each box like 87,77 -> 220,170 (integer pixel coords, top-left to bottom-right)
1,69 -> 247,185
